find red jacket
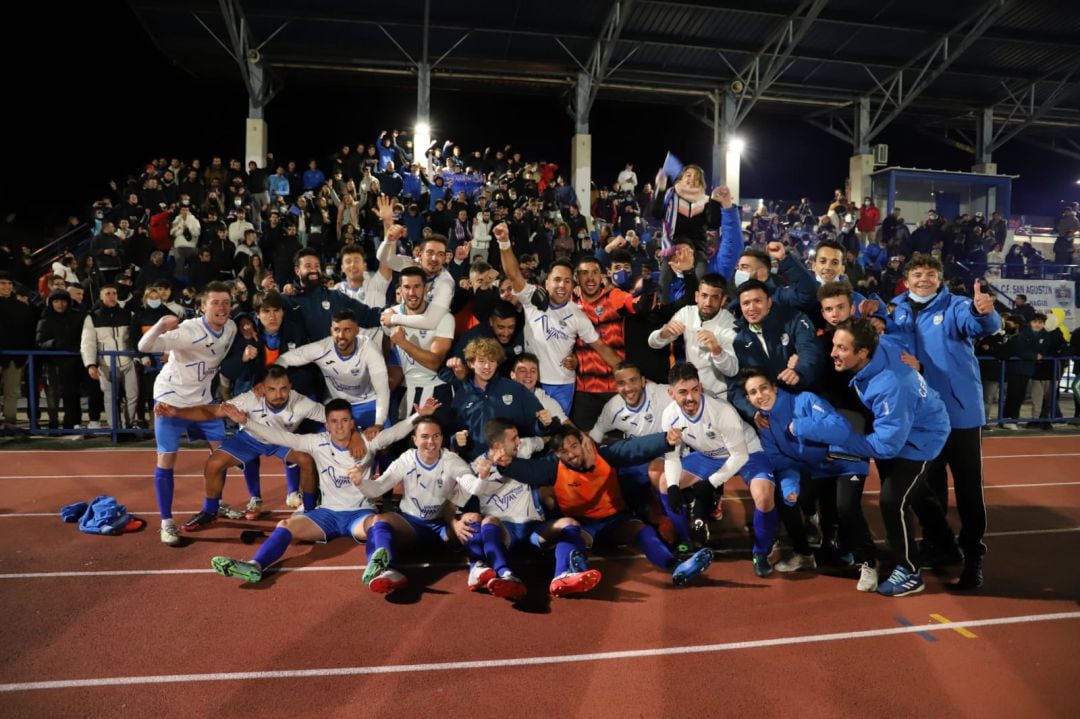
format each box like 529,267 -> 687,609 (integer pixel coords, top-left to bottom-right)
857,205 -> 880,232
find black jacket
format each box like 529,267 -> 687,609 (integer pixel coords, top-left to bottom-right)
36,292 -> 86,356
0,295 -> 39,365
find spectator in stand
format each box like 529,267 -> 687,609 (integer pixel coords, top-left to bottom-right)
1030,312 -> 1066,425
36,288 -> 87,430
0,273 -> 37,429
169,204 -> 200,278
375,161 -> 403,199
999,314 -> 1035,430
302,160 -> 325,193
650,165 -> 723,298
268,166 -> 290,202
81,285 -> 138,429
617,163 -> 638,193
228,209 -> 254,246
91,223 -> 124,283
76,255 -> 105,301
856,197 -> 879,247
1011,293 -> 1035,323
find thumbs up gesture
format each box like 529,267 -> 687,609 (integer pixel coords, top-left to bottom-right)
972,280 -> 994,315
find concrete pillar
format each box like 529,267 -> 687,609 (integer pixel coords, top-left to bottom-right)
848,153 -> 875,205
572,133 -> 592,222
725,145 -> 741,206
245,117 -> 268,168
972,162 -> 998,175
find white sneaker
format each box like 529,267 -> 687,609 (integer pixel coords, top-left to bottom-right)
66,425 -> 84,441
467,561 -> 496,592
1002,423 -> 1019,431
857,562 -> 879,592
160,520 -> 181,547
775,553 -> 817,573
86,420 -> 102,430
285,491 -> 302,509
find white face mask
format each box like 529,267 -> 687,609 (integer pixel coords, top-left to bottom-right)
908,290 -> 934,304
733,269 -> 752,287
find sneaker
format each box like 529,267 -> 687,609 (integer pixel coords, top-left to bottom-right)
752,552 -> 773,578
181,511 -> 218,532
86,420 -> 102,430
672,548 -> 713,586
568,549 -> 590,574
286,491 -> 302,509
857,562 -> 879,592
918,540 -> 963,570
774,553 -> 817,573
1002,423 -> 1019,431
877,565 -> 924,597
467,561 -> 496,592
66,426 -> 83,441
211,556 -> 263,583
549,569 -> 602,597
160,519 -> 181,546
710,496 -> 724,521
767,538 -> 783,565
244,497 -> 265,521
217,503 -> 245,520
487,573 -> 527,600
690,518 -> 710,549
362,547 -> 391,586
368,568 -> 408,594
948,555 -> 984,591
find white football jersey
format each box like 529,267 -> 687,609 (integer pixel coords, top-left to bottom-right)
275,336 -> 389,424
661,394 -> 762,488
151,317 -> 237,407
516,284 -> 600,385
589,382 -> 673,442
230,389 -> 325,435
383,304 -> 455,389
363,448 -> 473,520
334,273 -> 390,341
648,305 -> 739,397
456,455 -> 546,524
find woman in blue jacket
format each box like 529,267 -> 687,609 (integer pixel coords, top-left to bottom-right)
742,368 -> 877,592
887,254 -> 1001,590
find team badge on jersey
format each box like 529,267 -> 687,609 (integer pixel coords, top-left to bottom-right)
781,333 -> 790,346
321,300 -> 331,310
502,394 -> 513,405
514,345 -> 523,354
933,314 -> 944,325
644,413 -> 653,423
705,429 -> 716,439
595,306 -> 605,317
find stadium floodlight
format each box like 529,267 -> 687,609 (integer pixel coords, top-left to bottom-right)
415,121 -> 432,161
729,137 -> 746,155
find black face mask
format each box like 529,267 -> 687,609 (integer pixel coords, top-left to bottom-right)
116,285 -> 132,302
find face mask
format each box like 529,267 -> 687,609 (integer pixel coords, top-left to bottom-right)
147,299 -> 162,309
770,266 -> 779,275
234,198 -> 242,207
908,290 -> 935,304
612,270 -> 632,289
733,269 -> 752,287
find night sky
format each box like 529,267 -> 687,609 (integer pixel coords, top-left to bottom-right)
6,2 -> 1077,245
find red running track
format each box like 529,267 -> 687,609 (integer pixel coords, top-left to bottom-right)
0,435 -> 1078,718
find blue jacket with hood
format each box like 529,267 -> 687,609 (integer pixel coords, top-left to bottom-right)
887,286 -> 1001,429
757,388 -> 868,478
830,341 -> 950,461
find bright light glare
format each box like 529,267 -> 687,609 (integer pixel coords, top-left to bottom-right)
729,137 -> 745,154
415,122 -> 431,136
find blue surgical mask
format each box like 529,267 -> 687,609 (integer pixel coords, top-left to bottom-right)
147,299 -> 162,309
908,291 -> 934,304
733,269 -> 752,287
612,270 -> 632,289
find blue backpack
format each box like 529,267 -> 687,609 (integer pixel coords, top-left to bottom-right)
77,495 -> 131,535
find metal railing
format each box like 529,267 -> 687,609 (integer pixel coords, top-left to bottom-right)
978,355 -> 1079,425
0,349 -> 157,443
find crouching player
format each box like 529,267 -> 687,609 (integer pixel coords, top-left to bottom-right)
505,425 -> 713,594
155,366 -> 324,530
349,413 -> 483,596
741,367 -> 877,589
208,398 -> 435,584
456,418 -> 601,599
649,363 -> 775,575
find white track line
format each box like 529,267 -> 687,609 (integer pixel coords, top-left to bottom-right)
1,527 -> 1076,580
1,610 -> 1077,693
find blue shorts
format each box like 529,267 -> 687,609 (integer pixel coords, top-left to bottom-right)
577,512 -> 637,546
540,382 -> 574,416
154,415 -> 227,454
302,507 -> 374,542
617,462 -> 651,487
401,512 -> 450,545
682,450 -> 774,486
351,400 -> 377,430
218,431 -> 291,466
502,520 -> 544,549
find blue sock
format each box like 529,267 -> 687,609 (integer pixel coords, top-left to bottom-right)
252,526 -> 292,569
660,493 -> 691,543
202,497 -> 220,515
635,525 -> 674,570
753,507 -> 779,556
302,492 -> 316,512
284,463 -> 301,494
463,521 -> 484,562
554,525 -> 586,575
154,467 -> 174,520
366,520 -> 394,560
243,457 -> 261,498
481,524 -> 511,576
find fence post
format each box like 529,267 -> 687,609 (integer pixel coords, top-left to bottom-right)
109,352 -> 120,443
997,358 -> 1006,424
27,354 -> 38,431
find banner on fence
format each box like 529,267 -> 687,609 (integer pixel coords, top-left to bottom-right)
992,279 -> 1077,330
